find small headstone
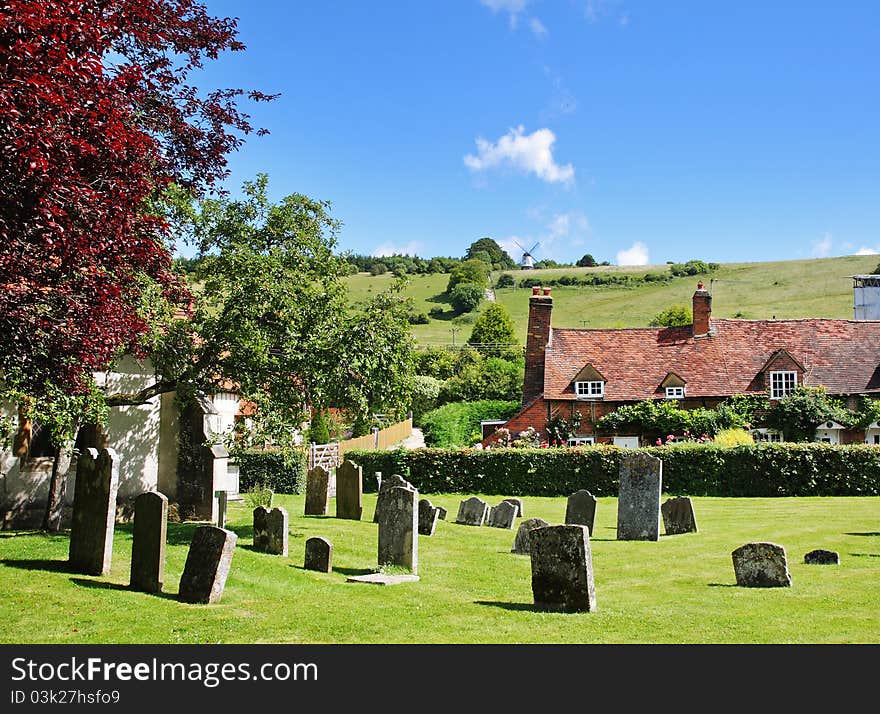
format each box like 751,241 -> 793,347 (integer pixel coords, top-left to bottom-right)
503,498 -> 524,518
661,496 -> 698,535
487,501 -> 517,529
732,542 -> 792,587
804,549 -> 839,565
336,460 -> 363,520
130,491 -> 167,593
252,506 -> 270,551
304,537 -> 333,573
378,485 -> 419,573
69,448 -> 119,576
215,490 -> 228,528
178,526 -> 237,604
565,490 -> 598,535
617,452 -> 662,541
511,517 -> 550,555
436,505 -> 448,521
373,474 -> 414,523
456,496 -> 489,526
530,524 -> 597,612
346,572 -> 420,585
418,498 -> 440,536
305,466 -> 330,516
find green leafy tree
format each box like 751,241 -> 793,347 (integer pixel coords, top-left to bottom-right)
765,386 -> 852,442
467,303 -> 519,359
650,305 -> 692,327
465,237 -> 515,270
576,254 -> 598,268
449,283 -> 484,314
446,259 -> 489,293
495,273 -> 515,288
410,375 -> 442,423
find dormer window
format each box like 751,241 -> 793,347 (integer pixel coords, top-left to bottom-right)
659,372 -> 687,400
575,380 -> 605,398
665,386 -> 685,399
769,370 -> 797,399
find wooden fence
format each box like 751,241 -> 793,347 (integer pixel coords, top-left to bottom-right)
308,417 -> 413,470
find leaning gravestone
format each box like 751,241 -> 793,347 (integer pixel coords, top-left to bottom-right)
418,498 -> 440,536
304,537 -> 333,573
732,542 -> 792,587
511,517 -> 550,555
336,460 -> 363,520
178,526 -> 237,604
253,506 -> 270,551
487,501 -> 517,529
304,466 -> 330,516
373,474 -> 414,523
503,498 -> 524,518
530,525 -> 596,612
661,496 -> 698,535
804,549 -> 840,565
69,448 -> 119,576
130,491 -> 167,593
456,496 -> 489,526
565,490 -> 598,535
617,452 -> 662,541
436,506 -> 448,521
378,485 -> 419,574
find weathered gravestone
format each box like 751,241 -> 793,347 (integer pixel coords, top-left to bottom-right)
266,507 -> 288,556
215,490 -> 228,528
130,491 -> 167,593
503,498 -> 524,518
373,474 -> 414,523
436,506 -> 448,521
617,452 -> 662,541
804,549 -> 840,565
178,526 -> 237,604
418,498 -> 440,536
336,460 -> 363,520
378,485 -> 419,574
456,496 -> 489,526
304,537 -> 333,573
661,496 -> 698,535
530,525 -> 596,612
565,490 -> 597,535
69,448 -> 119,576
511,517 -> 550,555
253,506 -> 269,551
487,501 -> 517,529
732,542 -> 792,587
304,466 -> 330,516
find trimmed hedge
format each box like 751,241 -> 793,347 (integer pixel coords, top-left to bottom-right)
345,443 -> 880,497
236,448 -> 308,495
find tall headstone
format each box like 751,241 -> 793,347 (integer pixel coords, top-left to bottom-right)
456,496 -> 489,526
487,501 -> 517,529
178,526 -> 237,604
215,490 -> 228,528
511,517 -> 550,555
418,498 -> 440,536
304,537 -> 333,573
617,452 -> 662,541
373,474 -> 414,523
253,506 -> 270,551
503,498 -> 524,518
732,542 -> 792,588
130,491 -> 167,593
661,496 -> 698,535
305,465 -> 330,516
69,448 -> 119,576
378,485 -> 419,574
268,507 -> 289,556
530,524 -> 596,612
336,460 -> 363,520
565,490 -> 598,535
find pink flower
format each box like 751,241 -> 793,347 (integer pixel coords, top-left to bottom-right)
655,438 -> 662,446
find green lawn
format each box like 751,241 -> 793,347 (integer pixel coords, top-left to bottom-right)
1,494 -> 877,644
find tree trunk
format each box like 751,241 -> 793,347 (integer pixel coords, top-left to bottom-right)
42,440 -> 75,532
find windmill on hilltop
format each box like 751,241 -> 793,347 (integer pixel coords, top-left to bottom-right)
514,240 -> 540,270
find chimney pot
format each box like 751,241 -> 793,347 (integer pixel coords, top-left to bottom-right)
532,286 -> 540,295
692,284 -> 712,336
543,287 -> 551,296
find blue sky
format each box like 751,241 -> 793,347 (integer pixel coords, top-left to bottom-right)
190,1 -> 880,266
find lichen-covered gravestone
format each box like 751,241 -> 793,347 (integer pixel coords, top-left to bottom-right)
378,485 -> 419,574
511,517 -> 550,555
661,496 -> 698,535
804,549 -> 840,565
304,466 -> 330,516
530,524 -> 597,612
254,506 -> 288,555
69,448 -> 119,576
617,452 -> 662,541
336,460 -> 363,520
304,537 -> 333,573
565,490 -> 597,535
373,474 -> 415,523
487,501 -> 517,529
418,498 -> 440,536
178,526 -> 237,604
503,498 -> 524,518
456,496 -> 489,526
732,542 -> 792,587
130,491 -> 167,593
253,506 -> 270,550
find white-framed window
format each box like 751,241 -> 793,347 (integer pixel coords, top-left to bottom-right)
575,381 -> 604,398
665,386 -> 685,399
769,370 -> 797,399
752,428 -> 784,443
567,436 -> 595,447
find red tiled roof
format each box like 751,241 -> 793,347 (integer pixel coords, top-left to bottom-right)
543,318 -> 880,401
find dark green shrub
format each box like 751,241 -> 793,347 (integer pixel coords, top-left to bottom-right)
449,282 -> 484,314
495,273 -> 515,288
420,400 -> 520,447
307,410 -> 331,444
237,448 -> 308,494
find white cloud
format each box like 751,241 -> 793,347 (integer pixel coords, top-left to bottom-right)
480,0 -> 528,28
372,241 -> 422,257
811,232 -> 833,258
616,241 -> 649,266
855,246 -> 879,256
464,125 -> 575,184
529,17 -> 548,37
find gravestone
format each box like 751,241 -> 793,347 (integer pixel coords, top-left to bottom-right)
267,507 -> 289,556
530,524 -> 596,612
178,526 -> 237,604
418,498 -> 440,536
373,474 -> 414,523
487,501 -> 517,529
130,491 -> 167,593
378,485 -> 419,573
436,506 -> 448,521
732,542 -> 792,587
661,496 -> 698,535
511,517 -> 550,555
69,448 -> 119,576
804,549 -> 840,565
503,498 -> 524,518
617,452 -> 662,541
215,490 -> 228,528
336,460 -> 363,520
304,537 -> 333,573
253,506 -> 270,551
456,496 -> 489,526
304,466 -> 330,516
565,490 -> 597,535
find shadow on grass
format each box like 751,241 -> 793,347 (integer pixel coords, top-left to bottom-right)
475,601 -> 540,612
707,583 -> 738,588
0,558 -> 75,573
164,523 -> 201,546
846,532 -> 880,537
328,566 -> 373,577
849,553 -> 880,558
69,578 -> 178,601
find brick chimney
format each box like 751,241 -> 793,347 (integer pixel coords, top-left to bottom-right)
523,286 -> 552,404
693,282 -> 711,337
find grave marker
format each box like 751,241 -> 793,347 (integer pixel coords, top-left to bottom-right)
378,485 -> 418,573
336,460 -> 363,520
178,526 -> 237,604
530,525 -> 597,612
69,448 -> 119,576
130,491 -> 167,593
732,542 -> 792,587
565,490 -> 597,535
617,452 -> 662,541
304,466 -> 330,516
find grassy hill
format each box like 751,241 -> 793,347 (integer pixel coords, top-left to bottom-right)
345,254 -> 880,345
